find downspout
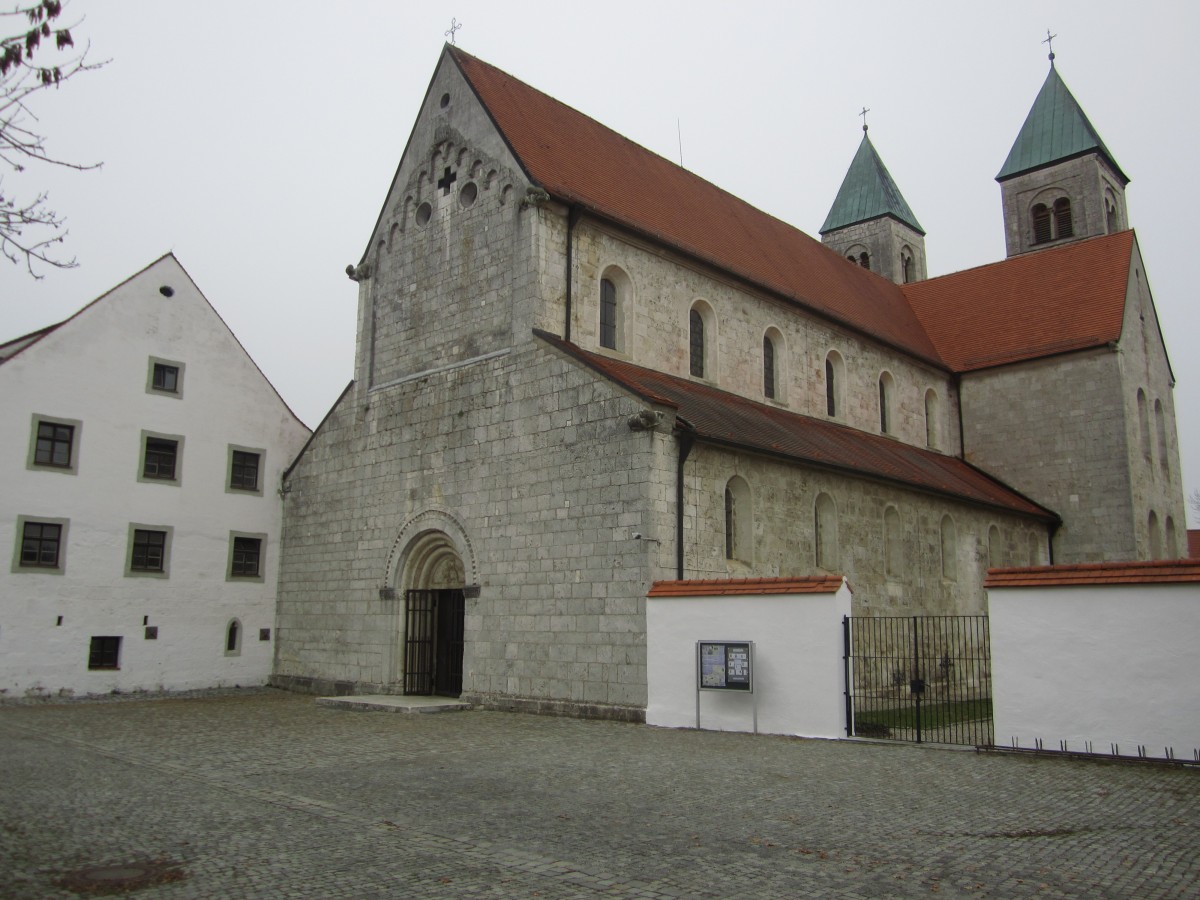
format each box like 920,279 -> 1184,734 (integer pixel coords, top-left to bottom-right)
675,422 -> 697,580
564,206 -> 580,341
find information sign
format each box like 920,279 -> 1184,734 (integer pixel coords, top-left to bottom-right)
697,641 -> 753,691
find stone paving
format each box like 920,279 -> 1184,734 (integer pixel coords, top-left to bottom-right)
1,688 -> 1197,898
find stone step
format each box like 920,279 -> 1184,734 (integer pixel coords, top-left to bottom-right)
316,694 -> 471,714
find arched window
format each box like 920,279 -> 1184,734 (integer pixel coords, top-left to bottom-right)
689,308 -> 704,377
1149,511 -> 1162,558
1165,517 -> 1178,558
1105,191 -> 1120,233
1053,198 -> 1073,238
725,476 -> 751,562
1137,389 -> 1151,463
225,618 -> 242,656
599,267 -> 632,352
884,506 -> 902,577
763,335 -> 776,399
825,351 -> 844,418
1031,203 -> 1052,244
900,247 -> 915,284
1155,400 -> 1169,476
940,515 -> 957,581
878,371 -> 894,434
600,278 -> 617,350
858,251 -> 870,270
924,389 -> 940,449
987,524 -> 1002,570
815,493 -> 838,570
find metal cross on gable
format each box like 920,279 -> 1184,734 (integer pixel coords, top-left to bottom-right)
437,166 -> 457,196
445,18 -> 462,45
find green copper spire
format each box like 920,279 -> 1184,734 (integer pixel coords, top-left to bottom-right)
820,131 -> 924,235
996,63 -> 1128,183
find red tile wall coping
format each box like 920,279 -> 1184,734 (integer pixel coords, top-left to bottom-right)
985,559 -> 1200,588
648,576 -> 847,598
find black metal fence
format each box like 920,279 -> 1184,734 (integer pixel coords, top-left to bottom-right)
843,615 -> 993,746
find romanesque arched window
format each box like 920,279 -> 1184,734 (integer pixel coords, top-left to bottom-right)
763,334 -> 776,400
825,351 -> 844,418
940,515 -> 957,582
1137,389 -> 1151,463
689,301 -> 715,379
725,476 -> 751,562
1155,399 -> 1169,476
878,371 -> 894,435
900,247 -> 915,284
1053,198 -> 1073,238
1149,510 -> 1162,559
1165,516 -> 1178,558
815,493 -> 838,570
1031,203 -> 1052,244
600,277 -> 618,350
225,618 -> 242,656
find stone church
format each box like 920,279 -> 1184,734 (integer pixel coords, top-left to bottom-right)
272,46 -> 1185,719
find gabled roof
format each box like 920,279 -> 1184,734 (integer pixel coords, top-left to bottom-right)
903,231 -> 1134,371
536,330 -> 1056,521
0,323 -> 60,364
648,576 -> 847,597
986,559 -> 1200,588
997,64 -> 1128,184
820,132 -> 924,234
450,47 -> 942,365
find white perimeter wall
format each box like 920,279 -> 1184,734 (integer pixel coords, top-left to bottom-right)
646,584 -> 851,738
990,583 -> 1200,757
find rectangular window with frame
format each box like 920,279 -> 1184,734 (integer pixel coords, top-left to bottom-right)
152,363 -> 179,393
230,450 -> 260,491
35,421 -> 75,467
143,437 -> 178,480
21,521 -> 62,568
131,529 -> 166,572
88,636 -> 121,670
230,536 -> 262,578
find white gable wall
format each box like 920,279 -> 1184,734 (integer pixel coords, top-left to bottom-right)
0,255 -> 310,698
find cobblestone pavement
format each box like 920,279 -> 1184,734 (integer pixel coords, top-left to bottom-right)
2,689 -> 1197,898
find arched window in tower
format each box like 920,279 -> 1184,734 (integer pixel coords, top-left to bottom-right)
1166,516 -> 1178,558
689,307 -> 705,378
763,334 -> 776,399
1148,510 -> 1162,559
924,389 -> 940,449
825,351 -> 844,418
1105,192 -> 1120,233
1155,399 -> 1169,476
815,493 -> 838,570
1137,389 -> 1151,463
1053,198 -> 1074,239
725,476 -> 751,562
600,278 -> 617,350
901,247 -> 915,284
878,371 -> 894,435
858,251 -> 871,270
1031,203 -> 1052,244
940,515 -> 957,581
884,506 -> 902,577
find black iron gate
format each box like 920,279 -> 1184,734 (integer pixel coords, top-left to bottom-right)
843,615 -> 992,746
404,588 -> 465,696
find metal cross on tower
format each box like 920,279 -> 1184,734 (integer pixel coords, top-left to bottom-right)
859,106 -> 870,133
445,18 -> 462,45
1043,29 -> 1057,63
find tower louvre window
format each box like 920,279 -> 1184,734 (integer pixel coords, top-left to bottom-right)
1053,198 -> 1073,238
1032,204 -> 1052,243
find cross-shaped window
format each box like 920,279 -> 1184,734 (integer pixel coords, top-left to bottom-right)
437,167 -> 457,195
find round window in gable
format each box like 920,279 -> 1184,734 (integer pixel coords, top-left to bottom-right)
439,92 -> 450,109
415,202 -> 432,226
159,286 -> 175,297
458,182 -> 478,209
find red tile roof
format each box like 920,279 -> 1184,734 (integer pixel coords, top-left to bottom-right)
986,559 -> 1200,588
1189,530 -> 1200,559
451,47 -> 943,365
903,232 -> 1134,371
648,576 -> 847,598
537,330 -> 1057,521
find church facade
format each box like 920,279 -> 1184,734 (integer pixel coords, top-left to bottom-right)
272,47 -> 1185,719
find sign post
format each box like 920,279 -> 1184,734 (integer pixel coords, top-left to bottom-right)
696,641 -> 757,733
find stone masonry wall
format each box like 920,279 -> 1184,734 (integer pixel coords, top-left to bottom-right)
566,221 -> 960,457
820,217 -> 927,285
1000,155 -> 1127,257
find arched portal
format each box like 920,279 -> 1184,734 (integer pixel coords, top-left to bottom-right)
387,511 -> 476,697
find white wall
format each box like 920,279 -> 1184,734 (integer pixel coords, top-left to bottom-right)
0,255 -> 310,698
646,582 -> 851,738
990,583 -> 1200,758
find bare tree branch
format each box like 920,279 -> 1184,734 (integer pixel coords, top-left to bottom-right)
1,1 -> 105,278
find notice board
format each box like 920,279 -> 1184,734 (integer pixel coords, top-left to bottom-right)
698,641 -> 753,692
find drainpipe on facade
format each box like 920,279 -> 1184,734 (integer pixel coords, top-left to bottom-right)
675,422 -> 697,580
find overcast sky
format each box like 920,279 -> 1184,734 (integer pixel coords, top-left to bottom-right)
5,1 -> 1198,525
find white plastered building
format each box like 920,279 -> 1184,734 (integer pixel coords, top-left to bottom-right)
0,254 -> 310,698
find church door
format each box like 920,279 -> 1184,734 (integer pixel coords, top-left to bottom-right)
404,588 -> 465,696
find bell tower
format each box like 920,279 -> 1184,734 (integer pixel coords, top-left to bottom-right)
996,47 -> 1129,257
821,122 -> 927,285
